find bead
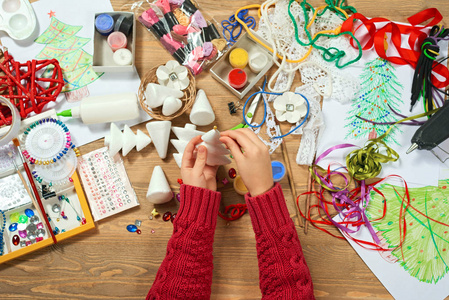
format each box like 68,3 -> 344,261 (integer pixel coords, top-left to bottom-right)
221,178 -> 229,185
36,223 -> 44,230
163,211 -> 172,222
18,215 -> 28,223
18,230 -> 27,238
52,204 -> 61,213
127,224 -> 138,232
36,237 -> 43,242
151,229 -> 155,234
135,220 -> 142,227
12,235 -> 20,246
26,241 -> 31,246
136,229 -> 142,234
151,208 -> 160,218
19,241 -> 26,247
176,193 -> 181,202
177,178 -> 183,184
9,223 -> 18,232
9,212 -> 20,223
81,218 -> 86,225
171,213 -> 177,223
30,215 -> 39,224
25,209 -> 34,217
228,168 -> 237,179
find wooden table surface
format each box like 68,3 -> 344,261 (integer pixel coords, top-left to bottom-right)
1,0 -> 448,299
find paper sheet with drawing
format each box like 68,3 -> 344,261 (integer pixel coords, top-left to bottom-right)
0,0 -> 151,146
316,40 -> 448,187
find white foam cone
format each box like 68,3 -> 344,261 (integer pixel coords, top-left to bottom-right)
145,83 -> 183,108
172,123 -> 204,141
136,130 -> 152,151
105,123 -> 123,157
146,120 -> 172,159
173,153 -> 183,168
146,166 -> 173,204
199,127 -> 231,166
189,89 -> 215,126
122,125 -> 137,156
171,139 -> 189,153
205,155 -> 232,166
162,96 -> 182,116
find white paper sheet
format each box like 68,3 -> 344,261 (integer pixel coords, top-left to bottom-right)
316,39 -> 448,186
0,0 -> 151,146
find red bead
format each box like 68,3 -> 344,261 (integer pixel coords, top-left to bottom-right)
163,211 -> 172,222
81,218 -> 86,225
228,168 -> 237,179
12,235 -> 20,246
171,213 -> 177,223
136,229 -> 142,234
177,178 -> 183,184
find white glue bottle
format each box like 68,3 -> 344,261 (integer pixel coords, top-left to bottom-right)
57,93 -> 140,124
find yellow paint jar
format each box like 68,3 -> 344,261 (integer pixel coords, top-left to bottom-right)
233,175 -> 248,195
229,48 -> 249,69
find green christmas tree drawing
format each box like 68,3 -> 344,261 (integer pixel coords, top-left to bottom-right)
34,17 -> 102,93
345,57 -> 403,145
366,180 -> 449,283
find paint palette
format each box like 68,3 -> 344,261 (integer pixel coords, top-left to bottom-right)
77,147 -> 139,221
0,0 -> 37,40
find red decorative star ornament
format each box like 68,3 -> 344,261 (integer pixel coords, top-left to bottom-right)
0,50 -> 64,126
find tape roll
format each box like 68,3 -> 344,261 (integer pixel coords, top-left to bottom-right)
0,96 -> 21,146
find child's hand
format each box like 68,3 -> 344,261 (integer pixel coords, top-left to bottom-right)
181,136 -> 219,191
220,128 -> 273,196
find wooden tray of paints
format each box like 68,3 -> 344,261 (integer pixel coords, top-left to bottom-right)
0,110 -> 95,264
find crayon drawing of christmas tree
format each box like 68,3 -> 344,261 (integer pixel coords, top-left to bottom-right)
345,57 -> 403,145
34,16 -> 102,97
367,181 -> 449,283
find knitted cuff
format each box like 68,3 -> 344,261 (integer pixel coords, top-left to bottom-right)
245,183 -> 292,233
177,185 -> 221,228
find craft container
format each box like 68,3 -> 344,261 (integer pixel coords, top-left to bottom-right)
0,0 -> 37,40
210,30 -> 274,99
92,12 -> 136,72
0,110 -> 95,264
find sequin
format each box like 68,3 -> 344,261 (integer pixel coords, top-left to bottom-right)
52,204 -> 61,213
163,212 -> 172,222
136,229 -> 142,234
12,235 -> 20,246
36,223 -> 44,230
37,229 -> 45,238
127,224 -> 137,232
9,212 -> 20,223
18,215 -> 28,223
9,223 -> 18,232
228,168 -> 237,179
176,193 -> 181,202
135,220 -> 142,227
171,213 -> 177,223
18,230 -> 27,238
19,241 -> 26,247
30,215 -> 39,224
25,209 -> 35,217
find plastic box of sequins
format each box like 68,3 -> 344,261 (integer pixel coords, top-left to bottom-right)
0,110 -> 95,264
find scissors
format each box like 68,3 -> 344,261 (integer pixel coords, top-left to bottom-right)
221,9 -> 256,45
231,88 -> 262,130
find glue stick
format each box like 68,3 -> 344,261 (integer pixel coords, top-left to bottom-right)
57,93 -> 140,124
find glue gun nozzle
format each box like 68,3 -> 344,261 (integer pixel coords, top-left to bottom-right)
406,143 -> 419,154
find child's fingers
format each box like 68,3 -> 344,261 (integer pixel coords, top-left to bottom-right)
239,128 -> 264,146
182,135 -> 203,169
219,136 -> 244,160
193,145 -> 207,175
220,130 -> 255,152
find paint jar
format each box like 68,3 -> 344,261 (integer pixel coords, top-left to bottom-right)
229,48 -> 248,69
233,175 -> 248,195
113,48 -> 132,66
228,68 -> 247,90
249,52 -> 268,73
271,161 -> 286,182
114,14 -> 133,36
95,13 -> 114,36
107,31 -> 127,52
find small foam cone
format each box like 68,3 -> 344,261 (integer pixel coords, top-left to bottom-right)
173,153 -> 183,168
145,83 -> 183,108
105,123 -> 123,157
122,125 -> 137,156
146,166 -> 173,204
162,96 -> 182,116
146,120 -> 172,159
172,123 -> 204,141
136,130 -> 151,151
189,89 -> 215,126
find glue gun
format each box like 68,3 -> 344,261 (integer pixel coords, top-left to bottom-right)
406,101 -> 449,154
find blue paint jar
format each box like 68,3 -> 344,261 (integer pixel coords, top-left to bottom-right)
95,14 -> 114,36
271,161 -> 286,182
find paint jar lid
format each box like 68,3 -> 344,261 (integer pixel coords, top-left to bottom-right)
249,51 -> 268,73
107,31 -> 127,52
95,14 -> 114,35
114,14 -> 133,37
233,175 -> 248,195
113,48 -> 133,66
229,48 -> 249,69
228,68 -> 247,90
271,161 -> 286,182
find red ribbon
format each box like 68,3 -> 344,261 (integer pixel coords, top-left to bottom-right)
341,8 -> 449,88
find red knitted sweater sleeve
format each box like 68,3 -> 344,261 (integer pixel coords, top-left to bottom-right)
146,184 -> 221,300
245,183 -> 315,299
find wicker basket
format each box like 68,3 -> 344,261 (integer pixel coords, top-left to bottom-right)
138,65 -> 196,120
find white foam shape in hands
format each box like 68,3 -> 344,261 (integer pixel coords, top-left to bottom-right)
198,127 -> 231,166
